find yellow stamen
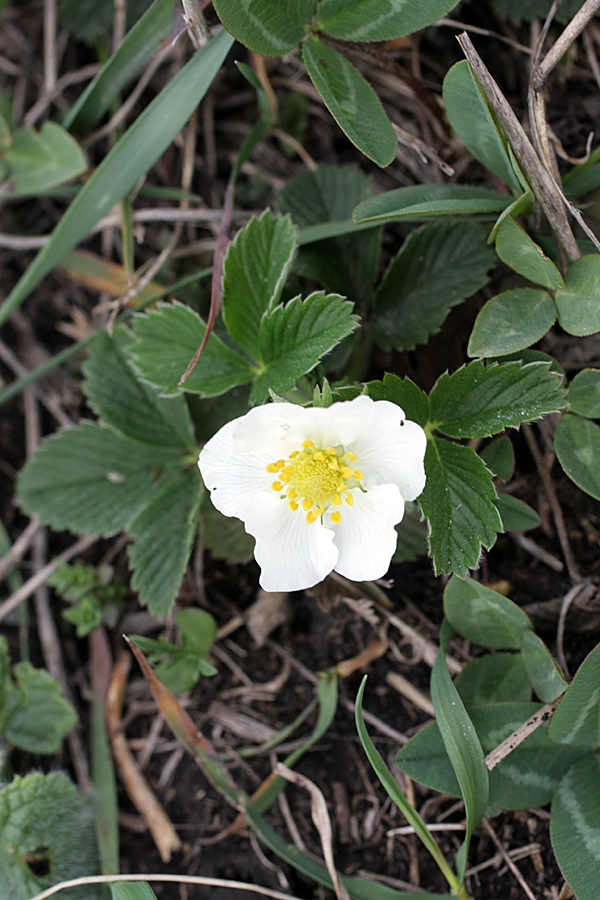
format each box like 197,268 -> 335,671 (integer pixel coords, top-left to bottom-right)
354,469 -> 363,480
330,511 -> 342,524
346,452 -> 357,460
306,510 -> 317,524
302,440 -> 314,448
332,494 -> 342,505
289,500 -> 298,511
287,488 -> 297,499
345,494 -> 354,506
266,462 -> 279,473
302,498 -> 313,511
271,481 -> 283,492
341,466 -> 354,478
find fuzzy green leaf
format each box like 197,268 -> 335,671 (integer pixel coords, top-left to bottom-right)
279,164 -> 381,304
130,302 -> 256,397
494,494 -> 541,531
520,631 -> 567,703
397,702 -> 592,811
495,216 -> 564,289
551,756 -> 600,900
481,435 -> 514,481
213,0 -> 315,54
354,183 -> 512,223
567,368 -> 600,418
302,35 -> 396,167
429,360 -> 566,438
468,288 -> 557,357
419,438 -> 501,576
454,653 -> 531,705
0,772 -> 102,899
84,327 -> 196,449
549,641 -> 600,747
128,467 -> 203,616
316,0 -> 460,40
17,422 -> 181,536
444,575 -> 532,649
443,61 -> 521,190
223,211 -> 297,360
555,255 -> 600,336
251,291 -> 359,402
366,373 -> 430,427
3,121 -> 87,196
555,414 -> 600,500
373,221 -> 494,350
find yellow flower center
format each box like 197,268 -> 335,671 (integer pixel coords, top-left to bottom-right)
266,440 -> 363,524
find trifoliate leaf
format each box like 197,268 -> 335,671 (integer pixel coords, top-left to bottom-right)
373,221 -> 495,350
316,0 -> 461,40
84,327 -> 196,449
429,360 -> 566,438
223,211 -> 297,360
0,772 -> 101,900
419,437 -> 501,576
444,575 -> 532,649
251,291 -> 359,402
365,373 -> 430,428
129,302 -> 256,396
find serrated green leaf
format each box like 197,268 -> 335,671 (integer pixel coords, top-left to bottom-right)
63,0 -> 178,132
481,435 -> 515,481
468,288 -> 557,357
365,373 -> 429,427
3,121 -> 87,196
494,494 -> 541,531
130,302 -> 256,397
278,164 -> 381,303
223,211 -> 297,360
443,61 -> 520,190
354,183 -> 512,223
316,0 -> 460,40
302,36 -> 396,167
0,28 -> 234,328
17,422 -> 180,536
429,360 -> 566,438
0,772 -> 102,900
213,0 -> 315,54
520,631 -> 567,703
3,662 -> 77,753
454,653 -> 531,705
128,467 -> 202,615
551,755 -> 600,900
373,221 -> 494,350
489,347 -> 565,376
495,216 -> 564,289
419,438 -> 501,576
555,254 -> 600,336
567,368 -> 600,418
444,575 -> 532,649
84,327 -> 196,450
555,414 -> 600,500
251,291 -> 359,402
430,620 -> 488,883
549,641 -> 600,747
397,702 -> 592,810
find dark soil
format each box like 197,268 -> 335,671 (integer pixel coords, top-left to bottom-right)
1,3 -> 600,900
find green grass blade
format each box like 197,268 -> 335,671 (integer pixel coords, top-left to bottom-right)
0,29 -> 233,329
64,0 -> 178,133
430,620 -> 488,887
355,676 -> 459,892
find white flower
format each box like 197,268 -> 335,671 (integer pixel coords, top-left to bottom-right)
198,395 -> 427,592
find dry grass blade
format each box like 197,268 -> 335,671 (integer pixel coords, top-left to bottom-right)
275,763 -> 351,900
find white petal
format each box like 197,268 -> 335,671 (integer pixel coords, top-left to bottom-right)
330,484 -> 405,582
342,400 -> 427,501
198,417 -> 272,520
244,492 -> 338,592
